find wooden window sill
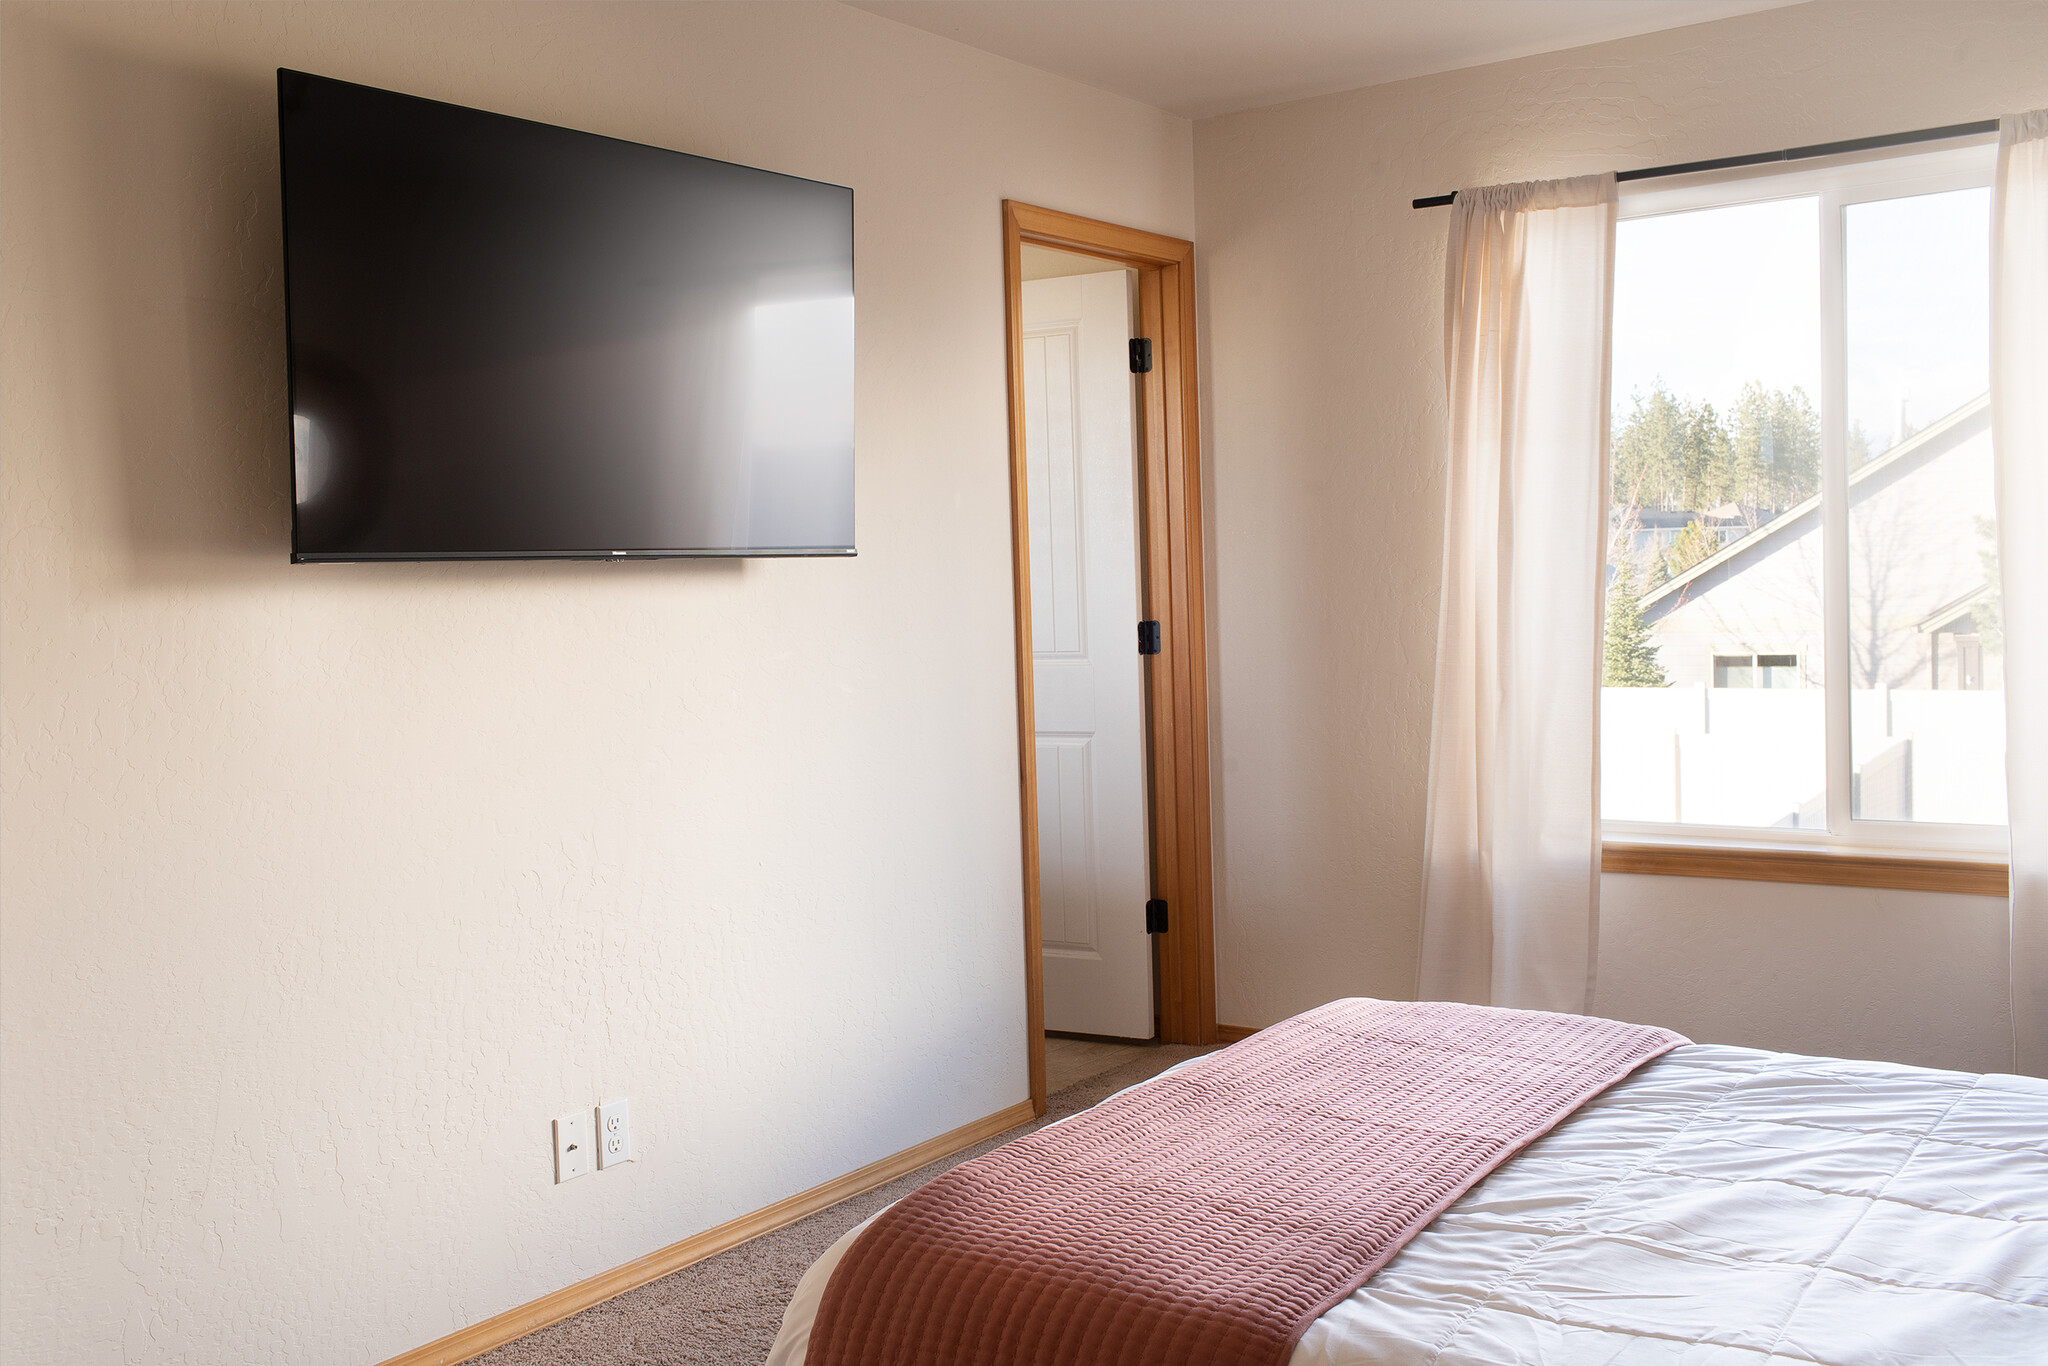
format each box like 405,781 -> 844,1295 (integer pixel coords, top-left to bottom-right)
1601,842 -> 2009,897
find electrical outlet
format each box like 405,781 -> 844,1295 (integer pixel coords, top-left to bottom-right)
597,1099 -> 633,1169
553,1111 -> 592,1183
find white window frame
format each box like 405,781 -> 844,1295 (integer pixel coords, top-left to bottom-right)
1603,139 -> 2007,858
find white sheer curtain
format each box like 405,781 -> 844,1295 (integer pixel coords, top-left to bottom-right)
1418,175 -> 1617,1014
1995,110 -> 2048,1077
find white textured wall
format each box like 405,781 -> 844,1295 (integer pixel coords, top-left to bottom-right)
1194,2 -> 2048,1048
1598,875 -> 2013,1072
0,5 -> 1191,1362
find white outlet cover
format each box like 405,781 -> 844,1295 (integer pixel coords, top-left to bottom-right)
554,1111 -> 592,1183
597,1098 -> 633,1169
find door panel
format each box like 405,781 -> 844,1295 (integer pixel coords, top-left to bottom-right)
1022,271 -> 1152,1039
1023,330 -> 1084,657
1035,735 -> 1095,949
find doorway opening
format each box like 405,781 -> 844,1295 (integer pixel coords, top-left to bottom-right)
1002,203 -> 1217,1116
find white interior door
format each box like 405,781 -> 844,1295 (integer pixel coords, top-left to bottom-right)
1022,271 -> 1153,1039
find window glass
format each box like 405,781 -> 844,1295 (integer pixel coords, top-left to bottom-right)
1756,654 -> 1800,689
1713,655 -> 1754,689
1844,187 -> 2002,824
1604,198 -> 1826,828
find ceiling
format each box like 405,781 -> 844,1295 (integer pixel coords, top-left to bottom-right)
848,1 -> 1804,120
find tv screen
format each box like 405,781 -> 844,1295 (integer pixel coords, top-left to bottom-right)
277,70 -> 855,561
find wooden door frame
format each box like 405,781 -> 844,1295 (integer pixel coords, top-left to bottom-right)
1003,201 -> 1217,1117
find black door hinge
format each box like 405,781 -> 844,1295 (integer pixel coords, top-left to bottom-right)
1129,338 -> 1153,374
1137,620 -> 1162,655
1145,899 -> 1169,934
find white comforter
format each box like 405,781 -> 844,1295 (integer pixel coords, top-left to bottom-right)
770,1044 -> 2048,1365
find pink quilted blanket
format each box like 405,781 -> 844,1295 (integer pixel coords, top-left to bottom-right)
804,998 -> 1686,1366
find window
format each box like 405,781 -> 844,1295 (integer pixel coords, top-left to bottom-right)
1601,144 -> 2005,851
1712,653 -> 1800,689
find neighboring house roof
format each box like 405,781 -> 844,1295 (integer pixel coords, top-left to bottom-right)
1638,392 -> 1991,621
1625,506 -> 1747,529
1917,581 -> 1995,635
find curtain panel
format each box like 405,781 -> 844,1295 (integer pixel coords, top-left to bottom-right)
1419,174 -> 1617,1014
1995,110 -> 2048,1077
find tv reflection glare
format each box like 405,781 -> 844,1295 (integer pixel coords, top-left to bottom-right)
278,70 -> 855,560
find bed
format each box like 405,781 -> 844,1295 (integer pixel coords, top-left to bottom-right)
767,1005 -> 2048,1365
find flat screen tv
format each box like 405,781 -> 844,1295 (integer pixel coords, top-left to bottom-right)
277,70 -> 855,561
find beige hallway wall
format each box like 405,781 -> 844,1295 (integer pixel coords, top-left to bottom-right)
1193,0 -> 2048,1068
0,5 -> 1191,1362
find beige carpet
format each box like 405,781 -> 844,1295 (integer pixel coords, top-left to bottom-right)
473,1044 -> 1219,1365
1043,1035 -> 1153,1092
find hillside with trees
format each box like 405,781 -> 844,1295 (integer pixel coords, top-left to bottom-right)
1611,381 -> 1822,521
1604,380 -> 1829,686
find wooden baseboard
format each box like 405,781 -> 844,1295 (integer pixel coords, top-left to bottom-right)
379,1098 -> 1038,1366
1215,1023 -> 1261,1043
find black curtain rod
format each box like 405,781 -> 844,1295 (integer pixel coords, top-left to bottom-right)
1410,119 -> 2000,209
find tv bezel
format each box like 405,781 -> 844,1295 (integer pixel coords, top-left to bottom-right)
276,69 -> 857,564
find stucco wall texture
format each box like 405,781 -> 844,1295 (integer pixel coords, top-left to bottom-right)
10,1 -> 2048,1361
0,4 -> 1192,1362
1192,1 -> 2048,1064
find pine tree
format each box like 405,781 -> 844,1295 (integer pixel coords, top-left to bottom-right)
1612,383 -> 1735,512
1612,385 -> 1692,509
1603,559 -> 1667,687
1685,400 -> 1733,511
1727,383 -> 1820,512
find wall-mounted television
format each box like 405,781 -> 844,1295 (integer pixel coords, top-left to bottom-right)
277,70 -> 855,561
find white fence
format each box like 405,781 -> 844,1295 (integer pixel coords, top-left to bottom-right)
1601,685 -> 2007,828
